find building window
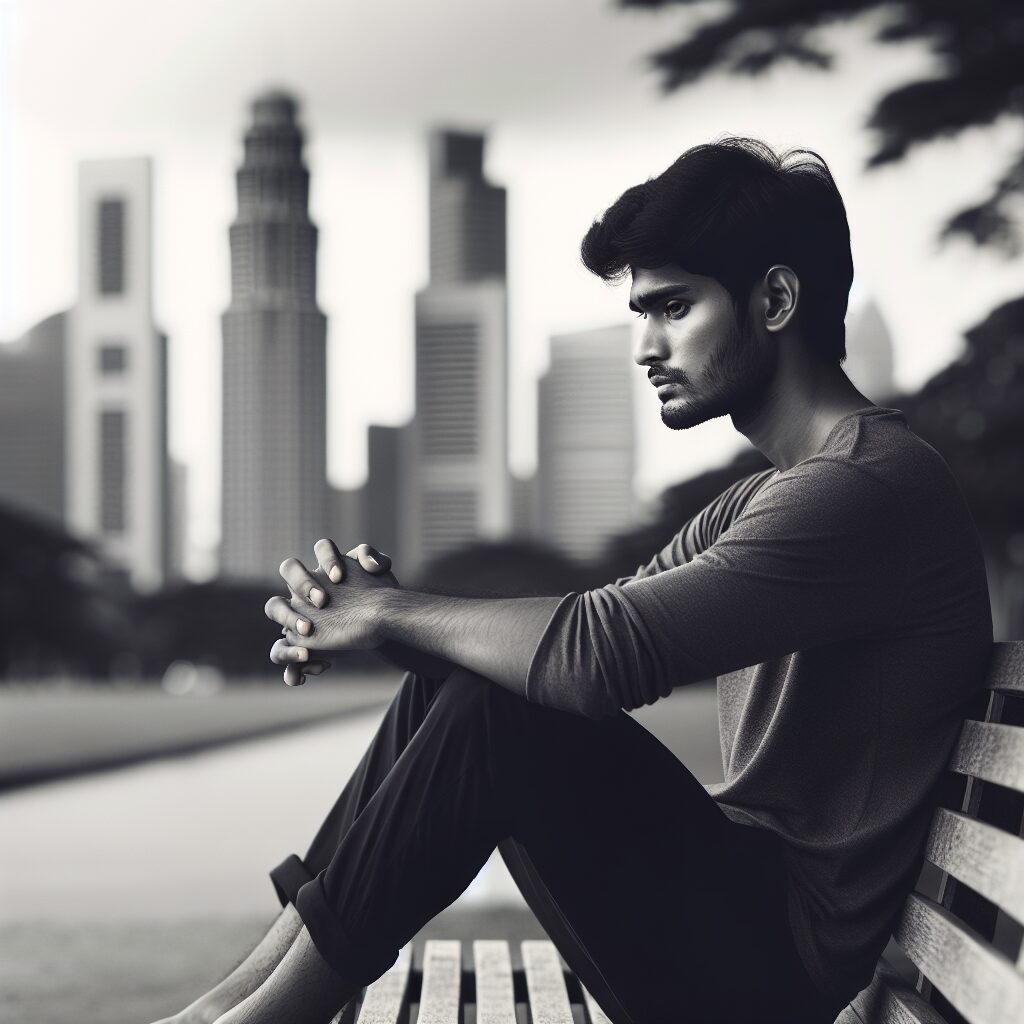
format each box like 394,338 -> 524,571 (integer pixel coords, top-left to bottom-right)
98,344 -> 128,374
99,409 -> 127,533
97,198 -> 126,295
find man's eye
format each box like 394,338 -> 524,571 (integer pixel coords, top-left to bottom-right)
665,301 -> 691,320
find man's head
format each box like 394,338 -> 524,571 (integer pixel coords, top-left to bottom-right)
580,137 -> 853,430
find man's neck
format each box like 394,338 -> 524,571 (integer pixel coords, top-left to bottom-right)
732,361 -> 874,472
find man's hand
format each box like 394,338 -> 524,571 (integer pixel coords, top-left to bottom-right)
266,540 -> 395,686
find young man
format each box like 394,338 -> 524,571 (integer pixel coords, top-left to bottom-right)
158,137 -> 992,1024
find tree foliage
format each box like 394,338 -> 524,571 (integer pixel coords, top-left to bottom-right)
623,0 -> 1024,252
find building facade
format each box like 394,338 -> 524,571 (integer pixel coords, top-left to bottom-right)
537,325 -> 636,563
66,158 -> 168,590
401,130 -> 511,574
220,91 -> 329,580
0,312 -> 67,525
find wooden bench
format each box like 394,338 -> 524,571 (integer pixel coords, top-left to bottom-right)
331,641 -> 1024,1024
838,640 -> 1024,1024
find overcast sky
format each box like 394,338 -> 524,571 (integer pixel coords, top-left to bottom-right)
3,0 -> 1022,577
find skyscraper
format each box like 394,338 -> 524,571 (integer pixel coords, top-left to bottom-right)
845,299 -> 896,401
537,325 -> 636,562
66,158 -> 168,590
220,91 -> 328,580
401,130 -> 510,574
0,311 -> 67,525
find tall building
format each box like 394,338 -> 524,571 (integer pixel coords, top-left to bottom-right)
401,130 -> 511,573
537,325 -> 636,563
67,158 -> 168,590
845,299 -> 896,401
0,312 -> 67,524
220,91 -> 328,580
365,423 -> 404,566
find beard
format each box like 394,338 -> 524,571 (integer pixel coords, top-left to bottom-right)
658,315 -> 777,431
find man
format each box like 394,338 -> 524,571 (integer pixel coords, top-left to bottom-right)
157,137 -> 992,1024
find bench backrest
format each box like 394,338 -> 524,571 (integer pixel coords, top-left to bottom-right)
842,640 -> 1024,1024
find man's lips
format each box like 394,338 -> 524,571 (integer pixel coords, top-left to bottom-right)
649,375 -> 674,386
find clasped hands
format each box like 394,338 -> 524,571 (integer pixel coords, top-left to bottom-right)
264,538 -> 397,686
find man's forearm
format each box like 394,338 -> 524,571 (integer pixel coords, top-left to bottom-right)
375,589 -> 563,698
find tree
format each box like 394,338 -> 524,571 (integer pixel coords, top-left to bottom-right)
623,0 -> 1024,253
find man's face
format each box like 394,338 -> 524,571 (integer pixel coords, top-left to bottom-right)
629,263 -> 776,430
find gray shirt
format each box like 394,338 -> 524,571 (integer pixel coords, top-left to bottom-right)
525,405 -> 993,1003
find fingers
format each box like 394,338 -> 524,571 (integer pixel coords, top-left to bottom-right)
314,538 -> 345,584
345,541 -> 392,574
279,557 -> 326,609
264,595 -> 313,637
282,658 -> 331,686
272,638 -> 330,687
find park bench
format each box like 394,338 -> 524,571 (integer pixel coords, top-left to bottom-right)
330,641 -> 1024,1024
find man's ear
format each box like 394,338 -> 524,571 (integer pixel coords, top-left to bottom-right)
761,264 -> 799,333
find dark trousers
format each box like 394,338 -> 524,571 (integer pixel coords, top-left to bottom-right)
270,669 -> 840,1024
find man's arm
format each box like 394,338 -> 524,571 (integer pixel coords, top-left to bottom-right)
374,590 -> 563,699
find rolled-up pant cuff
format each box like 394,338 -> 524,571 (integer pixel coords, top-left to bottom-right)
269,853 -> 315,908
295,873 -> 400,987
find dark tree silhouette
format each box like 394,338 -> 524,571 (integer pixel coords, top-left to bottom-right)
623,0 -> 1024,253
0,503 -> 128,678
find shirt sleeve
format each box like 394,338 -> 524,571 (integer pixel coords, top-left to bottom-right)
526,460 -> 910,719
613,468 -> 777,586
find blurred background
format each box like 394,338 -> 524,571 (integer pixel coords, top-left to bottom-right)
1,1 -> 1022,1020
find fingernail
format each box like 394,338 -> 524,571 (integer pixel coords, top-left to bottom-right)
367,556 -> 381,571
295,648 -> 308,662
309,587 -> 325,606
296,619 -> 310,636
329,566 -> 341,583
297,674 -> 306,686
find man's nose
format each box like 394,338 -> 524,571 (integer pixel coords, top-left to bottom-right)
632,322 -> 669,366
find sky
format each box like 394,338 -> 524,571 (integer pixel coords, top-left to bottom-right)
2,0 -> 1022,578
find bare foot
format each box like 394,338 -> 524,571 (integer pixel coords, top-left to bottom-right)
148,905 -> 303,1024
213,926 -> 357,1024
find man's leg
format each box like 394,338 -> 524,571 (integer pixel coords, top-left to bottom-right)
150,672 -> 445,1024
221,669 -> 840,1024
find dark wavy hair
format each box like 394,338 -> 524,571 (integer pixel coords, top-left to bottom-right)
580,137 -> 854,363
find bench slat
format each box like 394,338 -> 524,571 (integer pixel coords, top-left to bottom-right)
949,720 -> 1024,793
925,807 -> 1024,925
895,893 -> 1024,1024
472,939 -> 516,1024
353,944 -> 412,1024
841,961 -> 948,1024
522,940 -> 575,1024
417,940 -> 462,1024
582,987 -> 616,1024
985,642 -> 1024,695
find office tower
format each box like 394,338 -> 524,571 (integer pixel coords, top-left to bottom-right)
845,299 -> 896,400
67,158 -> 168,590
402,130 -> 510,573
0,312 -> 67,524
220,91 -> 328,580
537,325 -> 636,562
167,458 -> 188,580
365,423 -> 404,566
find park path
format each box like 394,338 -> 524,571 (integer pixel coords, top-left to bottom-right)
0,680 -> 720,923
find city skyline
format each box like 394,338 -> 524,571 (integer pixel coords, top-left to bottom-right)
6,1 -> 1022,578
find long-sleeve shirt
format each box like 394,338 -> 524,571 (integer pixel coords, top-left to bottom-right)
525,405 -> 993,1004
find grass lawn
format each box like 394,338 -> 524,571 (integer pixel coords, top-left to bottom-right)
0,676 -> 401,791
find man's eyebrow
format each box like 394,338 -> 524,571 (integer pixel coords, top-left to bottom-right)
628,283 -> 694,313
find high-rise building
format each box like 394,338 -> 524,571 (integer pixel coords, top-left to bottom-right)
220,91 -> 328,580
67,158 -> 168,590
365,423 -> 404,566
402,130 -> 510,573
845,299 -> 896,401
537,325 -> 636,563
0,312 -> 67,524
